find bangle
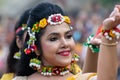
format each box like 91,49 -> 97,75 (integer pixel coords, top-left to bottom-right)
84,34 -> 99,53
100,42 -> 118,46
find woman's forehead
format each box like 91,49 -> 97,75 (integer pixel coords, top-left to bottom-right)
44,22 -> 70,35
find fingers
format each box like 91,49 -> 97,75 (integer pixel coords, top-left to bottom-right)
109,7 -> 119,17
115,5 -> 120,11
103,6 -> 120,30
109,7 -> 120,20
103,18 -> 114,29
110,6 -> 120,22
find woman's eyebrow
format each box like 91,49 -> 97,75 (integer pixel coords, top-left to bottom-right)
48,32 -> 59,37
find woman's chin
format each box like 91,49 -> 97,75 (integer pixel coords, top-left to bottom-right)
56,59 -> 72,66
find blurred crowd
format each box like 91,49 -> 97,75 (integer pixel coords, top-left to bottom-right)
0,0 -> 120,79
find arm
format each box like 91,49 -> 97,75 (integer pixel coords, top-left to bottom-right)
97,6 -> 120,80
82,47 -> 98,73
97,38 -> 118,80
82,34 -> 101,73
77,5 -> 119,80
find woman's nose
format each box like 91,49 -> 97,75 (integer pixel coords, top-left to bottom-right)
60,38 -> 69,48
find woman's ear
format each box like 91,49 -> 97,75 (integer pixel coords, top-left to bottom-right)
35,48 -> 41,56
16,36 -> 22,49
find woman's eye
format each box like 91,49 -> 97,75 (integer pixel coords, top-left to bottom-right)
49,37 -> 58,41
66,34 -> 72,39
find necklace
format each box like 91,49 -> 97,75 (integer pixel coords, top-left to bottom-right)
31,53 -> 81,76
38,66 -> 70,76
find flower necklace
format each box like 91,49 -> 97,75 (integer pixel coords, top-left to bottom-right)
38,65 -> 70,76
29,53 -> 81,76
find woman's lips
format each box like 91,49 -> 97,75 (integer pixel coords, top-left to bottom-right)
57,51 -> 70,56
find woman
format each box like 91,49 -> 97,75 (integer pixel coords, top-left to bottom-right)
13,3 -> 120,80
0,9 -> 30,80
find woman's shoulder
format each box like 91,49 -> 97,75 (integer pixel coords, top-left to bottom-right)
12,76 -> 28,80
67,73 -> 97,80
1,73 -> 14,80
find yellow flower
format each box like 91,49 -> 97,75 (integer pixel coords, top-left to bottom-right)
35,26 -> 39,30
39,18 -> 47,28
35,23 -> 39,27
109,30 -> 115,38
64,16 -> 71,24
32,28 -> 35,31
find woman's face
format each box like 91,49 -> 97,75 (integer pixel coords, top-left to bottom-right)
16,31 -> 27,49
40,22 -> 75,66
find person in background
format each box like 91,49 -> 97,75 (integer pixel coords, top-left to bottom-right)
0,9 -> 30,80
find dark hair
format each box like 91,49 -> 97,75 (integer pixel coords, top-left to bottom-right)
6,9 -> 30,73
17,2 -> 66,76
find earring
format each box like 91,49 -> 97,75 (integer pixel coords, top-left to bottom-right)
13,50 -> 21,59
29,57 -> 41,70
70,53 -> 81,74
71,53 -> 79,62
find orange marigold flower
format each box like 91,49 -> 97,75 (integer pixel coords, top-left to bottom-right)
109,30 -> 115,38
35,23 -> 39,27
64,16 -> 71,24
39,18 -> 47,28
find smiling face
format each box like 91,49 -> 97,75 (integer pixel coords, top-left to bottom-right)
40,22 -> 75,66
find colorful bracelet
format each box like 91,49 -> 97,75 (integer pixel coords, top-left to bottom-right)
102,27 -> 120,40
84,34 -> 99,53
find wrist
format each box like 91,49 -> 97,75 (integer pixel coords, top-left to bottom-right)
84,34 -> 100,53
101,37 -> 118,46
102,27 -> 120,41
101,36 -> 118,43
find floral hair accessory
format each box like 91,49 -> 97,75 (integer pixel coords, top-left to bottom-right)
47,14 -> 69,25
24,27 -> 37,54
21,24 -> 27,30
24,14 -> 71,54
15,24 -> 27,34
32,13 -> 71,33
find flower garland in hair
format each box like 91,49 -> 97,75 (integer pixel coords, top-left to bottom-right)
15,24 -> 27,34
32,14 -> 71,33
24,27 -> 37,54
24,13 -> 71,54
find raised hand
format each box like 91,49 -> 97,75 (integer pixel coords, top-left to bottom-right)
103,5 -> 120,30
